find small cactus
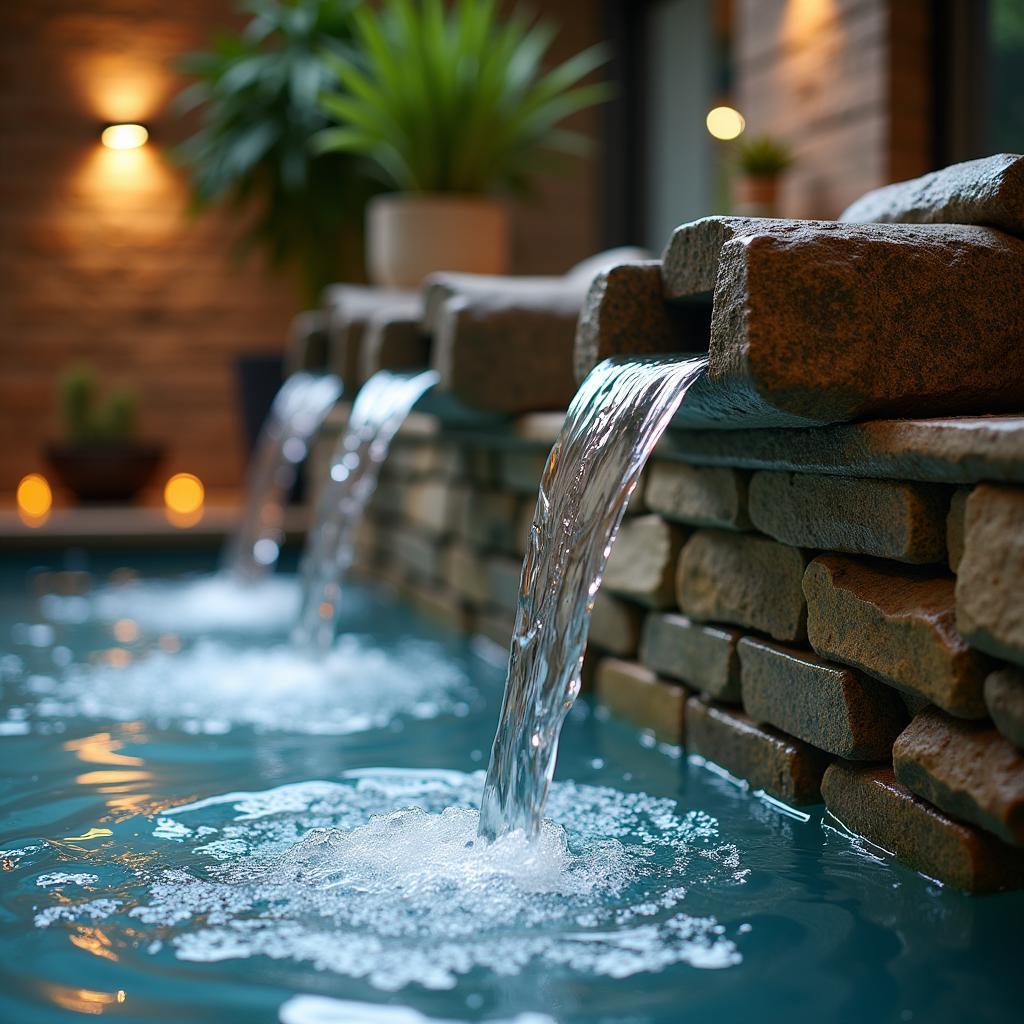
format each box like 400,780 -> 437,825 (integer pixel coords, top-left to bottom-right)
59,364 -> 138,443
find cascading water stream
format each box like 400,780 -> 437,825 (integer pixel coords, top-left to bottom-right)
224,372 -> 343,581
479,354 -> 709,841
293,369 -> 439,654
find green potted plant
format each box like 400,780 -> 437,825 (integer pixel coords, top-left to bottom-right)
46,366 -> 163,503
734,134 -> 794,217
176,0 -> 378,300
314,0 -> 609,288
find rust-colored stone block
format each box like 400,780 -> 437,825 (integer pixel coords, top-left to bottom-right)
685,697 -> 829,805
661,216 -> 1024,424
676,529 -> 809,641
604,515 -> 686,609
639,612 -> 741,702
738,637 -> 906,760
822,763 -> 1024,893
804,555 -> 990,718
596,657 -> 688,744
986,666 -> 1024,751
894,707 -> 1024,847
749,471 -> 948,564
646,461 -> 750,530
955,484 -> 1024,668
840,153 -> 1024,235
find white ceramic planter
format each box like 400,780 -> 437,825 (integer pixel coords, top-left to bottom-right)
366,193 -> 509,288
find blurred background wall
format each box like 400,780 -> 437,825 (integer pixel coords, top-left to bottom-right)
1,0 -> 1018,497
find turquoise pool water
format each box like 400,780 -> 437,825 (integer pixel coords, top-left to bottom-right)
0,549 -> 1020,1024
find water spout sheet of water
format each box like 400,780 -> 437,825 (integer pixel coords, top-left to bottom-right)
479,355 -> 709,841
293,369 -> 439,653
224,372 -> 343,581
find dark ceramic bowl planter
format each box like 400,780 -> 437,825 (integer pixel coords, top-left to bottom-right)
45,442 -> 164,504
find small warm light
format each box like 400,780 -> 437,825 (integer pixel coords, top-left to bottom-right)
17,473 -> 53,527
100,123 -> 149,150
112,619 -> 139,644
706,105 -> 746,140
164,472 -> 203,513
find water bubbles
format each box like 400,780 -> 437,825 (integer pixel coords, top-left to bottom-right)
9,636 -> 474,736
33,770 -> 745,992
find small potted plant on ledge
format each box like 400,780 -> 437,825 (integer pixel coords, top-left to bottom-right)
314,0 -> 610,288
46,366 -> 163,503
734,135 -> 794,217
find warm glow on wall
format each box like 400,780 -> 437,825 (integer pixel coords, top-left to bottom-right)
17,473 -> 53,527
706,106 -> 746,140
101,123 -> 149,150
163,472 -> 204,527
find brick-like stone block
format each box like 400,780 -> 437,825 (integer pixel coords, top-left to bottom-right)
821,763 -> 1024,893
639,612 -> 741,702
402,479 -> 456,537
430,283 -> 584,413
946,487 -> 969,572
485,556 -> 522,615
676,529 -> 809,641
685,697 -> 829,804
499,449 -> 549,495
391,528 -> 442,581
748,471 -> 948,564
604,515 -> 685,609
840,153 -> 1024,235
359,301 -> 430,381
661,216 -> 1024,425
894,707 -> 1024,847
986,666 -> 1024,750
325,285 -> 415,385
738,636 -> 906,760
645,461 -> 750,530
596,657 -> 688,743
659,414 -> 1024,486
454,489 -> 521,553
573,261 -> 712,382
590,592 -> 643,657
804,555 -> 990,718
442,545 -> 491,607
955,484 -> 1024,668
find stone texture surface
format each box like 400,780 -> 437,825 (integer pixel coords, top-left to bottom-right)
748,471 -> 948,563
443,545 -> 491,607
485,556 -> 522,615
661,415 -> 1024,485
499,450 -> 550,495
661,216 -> 1024,424
359,300 -> 430,381
955,484 -> 1024,667
840,154 -> 1024,235
946,487 -> 969,572
325,285 -> 415,386
894,708 -> 1024,847
573,261 -> 712,382
645,461 -> 750,530
986,667 -> 1024,750
402,480 -> 456,537
604,515 -> 685,609
804,556 -> 990,718
685,697 -> 829,804
590,592 -> 643,657
286,309 -> 330,374
821,763 -> 1024,894
738,636 -> 907,760
595,658 -> 688,744
675,529 -> 808,641
453,488 -> 521,554
639,612 -> 741,702
391,528 -> 442,581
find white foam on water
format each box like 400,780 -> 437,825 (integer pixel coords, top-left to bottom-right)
35,872 -> 98,887
41,574 -> 302,635
19,636 -> 473,736
279,994 -> 557,1024
36,770 -> 746,991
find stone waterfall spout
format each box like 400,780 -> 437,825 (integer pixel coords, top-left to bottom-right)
223,371 -> 343,582
478,355 -> 708,841
293,368 -> 439,654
